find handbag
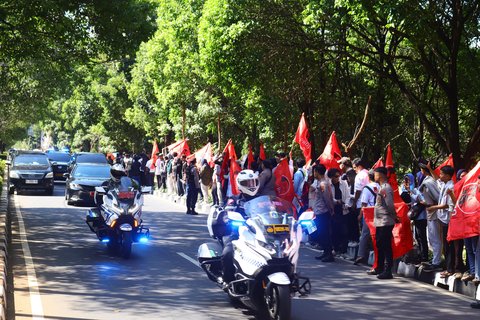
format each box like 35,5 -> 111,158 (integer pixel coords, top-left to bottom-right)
408,203 -> 426,220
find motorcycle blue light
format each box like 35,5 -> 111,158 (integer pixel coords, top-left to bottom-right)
138,236 -> 148,243
300,220 -> 313,227
230,220 -> 245,228
101,238 -> 110,243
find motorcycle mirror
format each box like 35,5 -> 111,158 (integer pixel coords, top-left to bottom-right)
63,173 -> 70,179
95,186 -> 107,194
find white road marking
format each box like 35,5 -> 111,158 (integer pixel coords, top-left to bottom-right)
177,252 -> 200,268
15,196 -> 45,320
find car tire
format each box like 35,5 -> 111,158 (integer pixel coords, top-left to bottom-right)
45,187 -> 54,196
8,186 -> 14,195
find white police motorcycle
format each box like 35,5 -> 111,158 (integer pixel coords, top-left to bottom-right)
86,176 -> 151,259
198,195 -> 315,320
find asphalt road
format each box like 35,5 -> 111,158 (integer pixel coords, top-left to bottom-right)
10,183 -> 479,320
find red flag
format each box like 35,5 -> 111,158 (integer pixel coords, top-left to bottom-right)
227,141 -> 240,195
363,203 -> 414,269
150,140 -> 159,170
273,158 -> 295,202
317,131 -> 342,170
193,143 -> 213,166
168,139 -> 191,156
294,113 -> 312,164
385,144 -> 402,203
259,142 -> 266,161
247,144 -> 254,169
447,161 -> 480,241
220,140 -> 232,186
434,154 -> 456,183
372,158 -> 384,169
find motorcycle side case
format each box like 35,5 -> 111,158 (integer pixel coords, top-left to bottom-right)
86,208 -> 106,234
198,242 -> 223,282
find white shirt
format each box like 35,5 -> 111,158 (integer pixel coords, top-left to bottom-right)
360,182 -> 380,207
354,169 -> 370,207
146,159 -> 153,173
437,180 -> 454,224
155,159 -> 165,175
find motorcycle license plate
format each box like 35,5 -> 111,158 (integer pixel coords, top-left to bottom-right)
25,180 -> 38,184
265,224 -> 290,234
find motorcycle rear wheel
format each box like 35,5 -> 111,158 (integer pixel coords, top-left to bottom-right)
265,284 -> 291,320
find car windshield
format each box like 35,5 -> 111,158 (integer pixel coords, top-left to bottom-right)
73,165 -> 110,178
76,154 -> 107,163
14,154 -> 49,166
47,153 -> 71,162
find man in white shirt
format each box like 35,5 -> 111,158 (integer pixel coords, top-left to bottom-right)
155,154 -> 166,190
348,158 -> 370,246
355,170 -> 379,264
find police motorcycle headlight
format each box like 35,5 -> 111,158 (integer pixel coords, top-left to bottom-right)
128,204 -> 141,214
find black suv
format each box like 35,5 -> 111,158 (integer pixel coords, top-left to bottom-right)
8,151 -> 54,195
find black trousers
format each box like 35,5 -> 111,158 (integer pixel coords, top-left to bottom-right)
315,213 -> 333,256
376,225 -> 394,274
186,185 -> 198,210
212,183 -> 219,206
346,208 -> 361,242
414,219 -> 429,261
442,223 -> 465,273
331,210 -> 348,254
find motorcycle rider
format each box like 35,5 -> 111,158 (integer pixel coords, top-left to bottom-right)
219,169 -> 260,287
103,163 -> 140,191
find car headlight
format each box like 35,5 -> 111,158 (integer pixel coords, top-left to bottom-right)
10,171 -> 19,179
45,172 -> 54,178
70,183 -> 82,190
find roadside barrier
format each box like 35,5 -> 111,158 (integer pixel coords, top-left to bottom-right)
0,171 -> 10,320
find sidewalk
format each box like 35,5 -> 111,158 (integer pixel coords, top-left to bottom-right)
152,189 -> 480,301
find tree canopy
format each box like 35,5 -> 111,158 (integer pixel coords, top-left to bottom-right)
2,0 -> 479,169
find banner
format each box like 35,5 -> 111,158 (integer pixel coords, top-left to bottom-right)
447,161 -> 480,241
259,142 -> 266,161
274,158 -> 295,202
294,113 -> 312,164
150,140 -> 159,169
363,203 -> 413,269
317,131 -> 342,170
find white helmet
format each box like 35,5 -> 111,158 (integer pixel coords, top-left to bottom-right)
236,169 -> 260,197
110,163 -> 126,182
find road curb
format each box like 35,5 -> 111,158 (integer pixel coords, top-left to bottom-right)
0,171 -> 10,320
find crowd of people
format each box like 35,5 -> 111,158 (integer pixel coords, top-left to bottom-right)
109,148 -> 480,309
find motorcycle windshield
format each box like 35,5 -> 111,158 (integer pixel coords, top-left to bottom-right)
113,177 -> 136,207
244,196 -> 294,238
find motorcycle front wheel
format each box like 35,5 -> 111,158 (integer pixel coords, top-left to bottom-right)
121,232 -> 132,259
265,284 -> 291,320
